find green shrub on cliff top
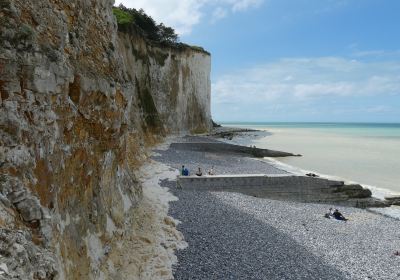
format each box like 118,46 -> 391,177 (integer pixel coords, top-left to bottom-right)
113,5 -> 179,44
112,5 -> 209,54
112,7 -> 133,25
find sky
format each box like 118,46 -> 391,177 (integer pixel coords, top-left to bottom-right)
115,0 -> 400,123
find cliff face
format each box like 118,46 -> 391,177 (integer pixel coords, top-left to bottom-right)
118,31 -> 211,134
0,0 -> 211,279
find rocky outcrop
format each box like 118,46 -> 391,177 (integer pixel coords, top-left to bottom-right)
384,196 -> 400,206
0,0 -> 211,278
0,229 -> 57,279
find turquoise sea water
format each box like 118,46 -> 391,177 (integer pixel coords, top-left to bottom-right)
222,122 -> 400,196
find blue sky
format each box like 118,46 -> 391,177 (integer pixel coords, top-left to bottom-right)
116,0 -> 400,123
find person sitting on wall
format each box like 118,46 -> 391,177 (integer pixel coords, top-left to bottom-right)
196,167 -> 202,176
183,167 -> 189,176
207,166 -> 215,175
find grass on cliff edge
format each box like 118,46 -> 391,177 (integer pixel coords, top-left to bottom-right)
112,5 -> 177,43
112,5 -> 209,55
112,7 -> 133,25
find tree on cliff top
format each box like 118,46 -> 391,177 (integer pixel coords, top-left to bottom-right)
157,23 -> 178,44
113,5 -> 179,44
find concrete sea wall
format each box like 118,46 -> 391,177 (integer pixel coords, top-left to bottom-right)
178,174 -> 386,208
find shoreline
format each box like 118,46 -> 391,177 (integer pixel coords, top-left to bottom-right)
219,124 -> 400,193
214,126 -> 400,219
150,134 -> 400,279
263,156 -> 400,220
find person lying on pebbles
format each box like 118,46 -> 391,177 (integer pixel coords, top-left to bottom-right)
324,208 -> 348,221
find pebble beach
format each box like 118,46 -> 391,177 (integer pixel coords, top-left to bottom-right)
153,135 -> 400,280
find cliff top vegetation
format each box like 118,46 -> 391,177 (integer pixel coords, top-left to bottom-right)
113,5 -> 209,55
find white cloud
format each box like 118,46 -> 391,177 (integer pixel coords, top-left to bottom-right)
353,50 -> 386,57
352,49 -> 400,59
211,7 -> 228,23
115,0 -> 264,34
348,44 -> 400,59
212,57 -> 400,120
213,57 -> 400,103
225,0 -> 263,12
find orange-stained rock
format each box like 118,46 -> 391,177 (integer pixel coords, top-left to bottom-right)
0,0 -> 211,278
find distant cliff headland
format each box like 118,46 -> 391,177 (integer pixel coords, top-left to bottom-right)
0,0 -> 211,278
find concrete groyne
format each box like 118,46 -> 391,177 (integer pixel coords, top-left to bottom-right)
170,142 -> 299,158
177,174 -> 387,208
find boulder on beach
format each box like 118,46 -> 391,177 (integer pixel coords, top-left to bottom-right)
384,195 -> 400,206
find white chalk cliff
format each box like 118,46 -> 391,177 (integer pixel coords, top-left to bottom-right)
0,0 -> 211,278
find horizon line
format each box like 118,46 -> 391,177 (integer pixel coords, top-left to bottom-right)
217,121 -> 400,124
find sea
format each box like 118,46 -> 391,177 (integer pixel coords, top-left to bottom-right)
222,122 -> 400,218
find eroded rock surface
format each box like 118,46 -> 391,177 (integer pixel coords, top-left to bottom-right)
0,0 -> 211,278
0,229 -> 57,280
